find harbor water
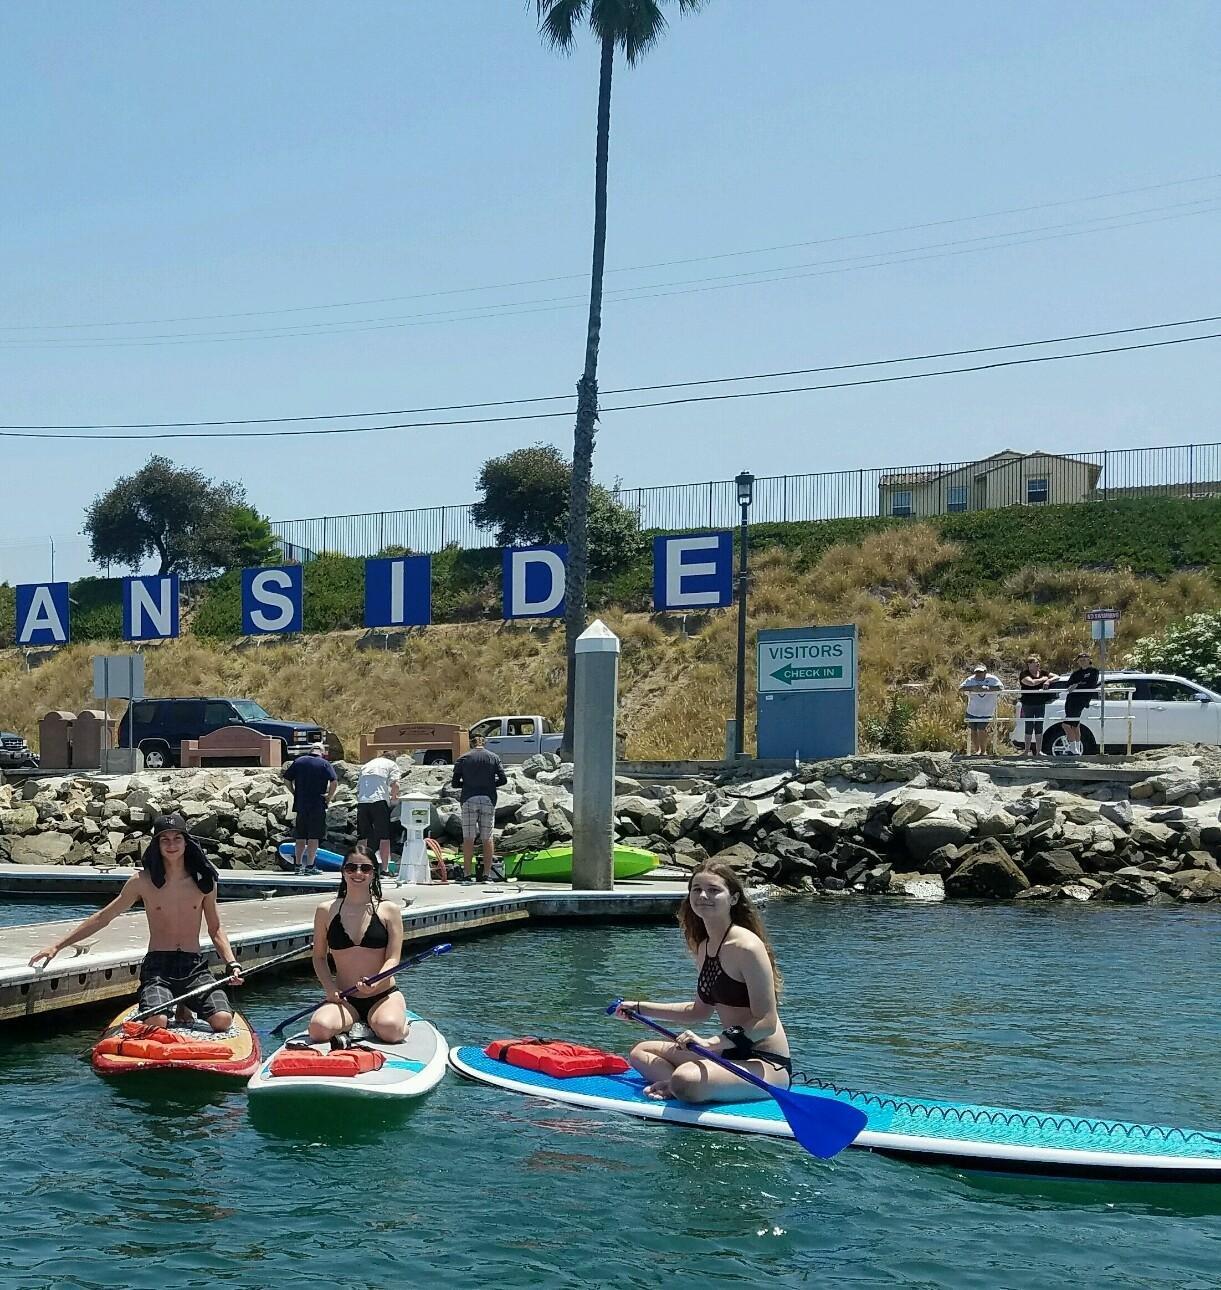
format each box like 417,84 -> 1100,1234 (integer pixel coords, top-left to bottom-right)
2,896 -> 1218,1287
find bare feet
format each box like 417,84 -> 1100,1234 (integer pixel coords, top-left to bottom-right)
642,1081 -> 673,1100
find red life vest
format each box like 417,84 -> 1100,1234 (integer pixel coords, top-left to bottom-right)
484,1037 -> 629,1079
268,1047 -> 386,1078
95,1024 -> 220,1063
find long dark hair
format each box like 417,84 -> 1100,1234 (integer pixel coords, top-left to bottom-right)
336,842 -> 382,907
678,861 -> 783,996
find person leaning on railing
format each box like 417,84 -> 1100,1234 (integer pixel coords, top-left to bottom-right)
1060,651 -> 1100,756
1017,654 -> 1059,757
959,664 -> 1004,757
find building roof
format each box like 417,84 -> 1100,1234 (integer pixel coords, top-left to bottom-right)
879,449 -> 1103,488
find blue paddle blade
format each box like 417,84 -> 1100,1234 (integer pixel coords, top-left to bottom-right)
772,1084 -> 868,1159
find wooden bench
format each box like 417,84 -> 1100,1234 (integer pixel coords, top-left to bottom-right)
358,722 -> 469,764
180,725 -> 282,768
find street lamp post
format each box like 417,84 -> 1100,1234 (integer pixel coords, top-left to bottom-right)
733,470 -> 755,760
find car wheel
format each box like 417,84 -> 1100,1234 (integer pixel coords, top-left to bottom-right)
142,744 -> 171,770
422,752 -> 452,766
1042,726 -> 1098,757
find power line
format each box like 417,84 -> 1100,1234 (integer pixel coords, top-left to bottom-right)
0,329 -> 1215,442
4,311 -> 1217,429
1,173 -> 1218,335
3,197 -> 1218,350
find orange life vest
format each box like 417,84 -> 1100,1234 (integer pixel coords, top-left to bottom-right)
484,1037 -> 629,1079
268,1047 -> 387,1078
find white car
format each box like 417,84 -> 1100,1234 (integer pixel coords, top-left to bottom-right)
1009,670 -> 1221,756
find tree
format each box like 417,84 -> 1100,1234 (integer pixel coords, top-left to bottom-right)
471,443 -> 644,575
535,0 -> 705,755
84,455 -> 278,577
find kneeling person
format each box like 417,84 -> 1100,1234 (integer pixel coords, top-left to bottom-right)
309,847 -> 407,1044
28,813 -> 242,1032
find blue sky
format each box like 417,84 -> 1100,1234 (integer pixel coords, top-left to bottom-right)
1,1 -> 1218,581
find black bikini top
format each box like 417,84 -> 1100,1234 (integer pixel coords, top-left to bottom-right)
696,930 -> 751,1008
327,904 -> 389,952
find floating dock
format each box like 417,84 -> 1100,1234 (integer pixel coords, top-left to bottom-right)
0,873 -> 689,1024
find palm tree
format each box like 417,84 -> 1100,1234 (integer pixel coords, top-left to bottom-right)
535,0 -> 705,757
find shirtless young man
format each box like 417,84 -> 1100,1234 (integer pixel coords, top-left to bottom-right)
28,813 -> 243,1032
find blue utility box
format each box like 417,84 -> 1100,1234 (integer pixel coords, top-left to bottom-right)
755,625 -> 858,760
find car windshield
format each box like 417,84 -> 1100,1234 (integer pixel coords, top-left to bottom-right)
229,700 -> 272,721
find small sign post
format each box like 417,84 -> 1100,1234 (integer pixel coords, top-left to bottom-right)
92,654 -> 146,757
1084,610 -> 1120,751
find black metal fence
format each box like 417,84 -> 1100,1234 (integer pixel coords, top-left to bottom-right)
270,441 -> 1220,560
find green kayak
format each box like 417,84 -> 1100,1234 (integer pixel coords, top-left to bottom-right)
504,845 -> 659,883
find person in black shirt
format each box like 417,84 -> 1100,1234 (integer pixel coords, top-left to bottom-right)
1017,654 -> 1058,757
1062,651 -> 1100,756
451,736 -> 508,883
283,742 -> 339,874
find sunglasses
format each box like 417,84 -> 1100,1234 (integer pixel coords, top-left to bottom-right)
343,862 -> 375,875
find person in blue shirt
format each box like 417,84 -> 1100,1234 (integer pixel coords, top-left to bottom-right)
282,742 -> 338,874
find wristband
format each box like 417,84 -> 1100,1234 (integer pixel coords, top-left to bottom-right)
721,1026 -> 747,1047
226,961 -> 241,975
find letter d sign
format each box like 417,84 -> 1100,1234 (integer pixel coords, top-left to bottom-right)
241,565 -> 303,635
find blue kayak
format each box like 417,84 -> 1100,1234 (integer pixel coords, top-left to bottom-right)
276,842 -> 345,872
448,1045 -> 1221,1182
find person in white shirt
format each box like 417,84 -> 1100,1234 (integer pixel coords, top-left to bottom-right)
355,755 -> 402,869
958,664 -> 1004,757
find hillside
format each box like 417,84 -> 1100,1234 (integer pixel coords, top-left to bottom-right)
2,498 -> 1219,760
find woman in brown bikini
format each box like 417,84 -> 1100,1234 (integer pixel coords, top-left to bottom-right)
612,860 -> 791,1104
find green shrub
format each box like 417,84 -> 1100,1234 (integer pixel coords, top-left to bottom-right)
1126,610 -> 1221,689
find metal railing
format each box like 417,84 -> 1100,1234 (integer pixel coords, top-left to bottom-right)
2,441 -> 1217,582
268,440 -> 1221,559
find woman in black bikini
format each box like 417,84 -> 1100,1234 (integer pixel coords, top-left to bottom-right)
612,860 -> 791,1104
308,845 -> 407,1043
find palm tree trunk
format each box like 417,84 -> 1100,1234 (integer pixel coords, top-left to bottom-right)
560,30 -> 614,760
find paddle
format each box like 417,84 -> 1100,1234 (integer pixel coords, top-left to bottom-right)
98,944 -> 307,1039
270,942 -> 453,1036
607,1000 -> 868,1161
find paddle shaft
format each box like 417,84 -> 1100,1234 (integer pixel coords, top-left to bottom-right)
102,944 -> 306,1035
271,942 -> 452,1035
611,1004 -> 780,1098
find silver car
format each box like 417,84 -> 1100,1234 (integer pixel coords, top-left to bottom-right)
0,731 -> 38,768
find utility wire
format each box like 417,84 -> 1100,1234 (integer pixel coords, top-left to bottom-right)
1,170 -> 1218,332
4,311 -> 1218,429
0,330 -> 1215,442
3,197 -> 1217,350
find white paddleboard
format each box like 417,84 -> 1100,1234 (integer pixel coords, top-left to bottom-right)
249,1012 -> 446,1100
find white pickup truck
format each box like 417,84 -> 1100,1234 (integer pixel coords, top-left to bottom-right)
468,714 -> 564,765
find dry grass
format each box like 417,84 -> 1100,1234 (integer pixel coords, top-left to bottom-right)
3,527 -> 1218,760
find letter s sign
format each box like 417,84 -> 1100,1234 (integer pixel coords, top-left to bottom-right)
241,565 -> 303,635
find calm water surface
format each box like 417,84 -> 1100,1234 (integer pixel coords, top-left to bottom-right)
2,897 -> 1218,1288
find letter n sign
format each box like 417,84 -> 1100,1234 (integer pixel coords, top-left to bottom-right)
241,565 -> 303,635
652,532 -> 733,610
15,582 -> 70,645
503,545 -> 566,620
364,556 -> 431,628
123,575 -> 180,641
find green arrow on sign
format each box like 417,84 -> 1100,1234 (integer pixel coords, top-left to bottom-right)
770,664 -> 844,685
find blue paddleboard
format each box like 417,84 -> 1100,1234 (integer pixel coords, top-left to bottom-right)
277,842 -> 345,872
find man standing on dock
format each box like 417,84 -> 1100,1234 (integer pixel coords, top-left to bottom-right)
27,813 -> 243,1031
451,734 -> 507,883
356,751 -> 401,870
283,741 -> 338,875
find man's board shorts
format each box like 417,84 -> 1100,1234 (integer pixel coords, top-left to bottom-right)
357,800 -> 393,847
293,803 -> 327,841
460,795 -> 495,842
139,950 -> 230,1019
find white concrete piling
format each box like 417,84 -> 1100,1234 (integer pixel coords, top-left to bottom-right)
571,619 -> 621,891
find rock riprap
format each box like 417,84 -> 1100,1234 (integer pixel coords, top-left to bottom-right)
0,749 -> 1218,905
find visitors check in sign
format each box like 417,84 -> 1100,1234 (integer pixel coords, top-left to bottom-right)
758,636 -> 855,692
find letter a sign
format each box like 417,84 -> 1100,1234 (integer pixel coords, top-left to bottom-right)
16,582 -> 70,645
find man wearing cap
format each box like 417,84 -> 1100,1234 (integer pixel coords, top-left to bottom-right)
27,813 -> 244,1031
959,664 -> 1004,757
282,742 -> 339,875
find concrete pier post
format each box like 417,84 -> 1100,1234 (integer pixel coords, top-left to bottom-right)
571,619 -> 620,891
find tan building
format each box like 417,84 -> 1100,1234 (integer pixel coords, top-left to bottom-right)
877,450 -> 1103,518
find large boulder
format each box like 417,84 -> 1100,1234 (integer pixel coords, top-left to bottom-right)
1100,800 -> 1134,829
945,840 -> 1030,899
890,798 -> 939,831
1025,849 -> 1085,886
887,871 -> 946,901
708,842 -> 757,870
616,796 -> 664,837
500,819 -> 550,854
0,804 -> 39,834
9,832 -> 75,865
1099,876 -> 1159,903
903,815 -> 973,862
1129,820 -> 1177,853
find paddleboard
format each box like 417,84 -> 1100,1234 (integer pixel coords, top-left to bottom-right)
248,1012 -> 447,1100
93,1008 -> 259,1081
277,842 -> 345,872
448,1045 -> 1221,1182
505,845 -> 658,883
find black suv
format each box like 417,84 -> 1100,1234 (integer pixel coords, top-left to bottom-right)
117,697 -> 327,769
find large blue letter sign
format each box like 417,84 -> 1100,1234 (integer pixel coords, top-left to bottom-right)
503,545 -> 566,620
123,575 -> 180,642
16,582 -> 70,645
364,556 -> 431,628
241,565 -> 303,635
652,532 -> 733,610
